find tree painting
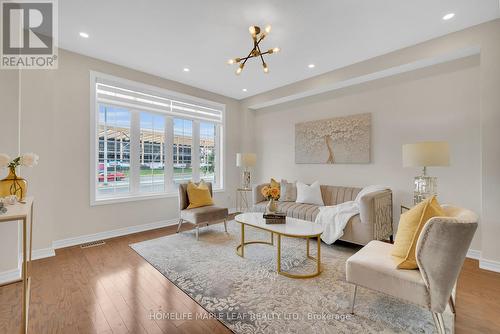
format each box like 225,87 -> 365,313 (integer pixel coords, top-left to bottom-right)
295,113 -> 371,164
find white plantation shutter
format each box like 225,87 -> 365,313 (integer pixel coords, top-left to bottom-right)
96,81 -> 223,123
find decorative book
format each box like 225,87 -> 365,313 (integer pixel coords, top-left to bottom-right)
264,212 -> 286,224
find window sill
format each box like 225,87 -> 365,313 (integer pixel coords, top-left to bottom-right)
91,188 -> 225,206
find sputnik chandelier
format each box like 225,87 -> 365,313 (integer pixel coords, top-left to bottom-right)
227,25 -> 280,75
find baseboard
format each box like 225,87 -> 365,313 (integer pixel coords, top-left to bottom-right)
32,247 -> 56,260
1,219 -> 177,284
52,218 -> 178,249
0,249 -> 54,285
0,267 -> 21,285
479,258 -> 500,273
466,249 -> 500,273
466,249 -> 481,260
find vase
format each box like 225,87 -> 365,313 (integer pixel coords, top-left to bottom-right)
0,167 -> 27,201
266,198 -> 278,213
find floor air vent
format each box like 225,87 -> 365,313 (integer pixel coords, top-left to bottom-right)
80,240 -> 106,249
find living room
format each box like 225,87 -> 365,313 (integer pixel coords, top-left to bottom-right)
1,1 -> 499,333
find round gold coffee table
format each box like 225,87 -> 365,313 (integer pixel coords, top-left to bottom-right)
235,212 -> 324,279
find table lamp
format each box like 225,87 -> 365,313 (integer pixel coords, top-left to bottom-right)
236,153 -> 256,189
402,141 -> 449,204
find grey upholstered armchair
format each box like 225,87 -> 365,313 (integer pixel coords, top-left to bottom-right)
346,205 -> 478,334
176,182 -> 229,240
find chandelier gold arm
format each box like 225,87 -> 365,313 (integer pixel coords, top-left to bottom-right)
229,25 -> 279,75
255,43 -> 268,72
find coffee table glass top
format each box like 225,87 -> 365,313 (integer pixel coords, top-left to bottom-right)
235,212 -> 323,237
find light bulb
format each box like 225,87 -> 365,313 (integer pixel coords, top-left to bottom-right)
442,13 -> 455,20
272,47 -> 280,53
265,25 -> 272,34
227,59 -> 235,65
263,63 -> 269,73
236,64 -> 244,75
249,26 -> 257,36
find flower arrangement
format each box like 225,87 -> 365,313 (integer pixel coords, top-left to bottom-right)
0,153 -> 39,201
0,153 -> 39,169
261,185 -> 280,201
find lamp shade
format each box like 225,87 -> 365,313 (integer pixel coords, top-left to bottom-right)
236,153 -> 257,167
402,142 -> 450,167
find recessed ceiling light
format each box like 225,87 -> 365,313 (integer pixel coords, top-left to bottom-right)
242,88 -> 247,92
79,32 -> 89,38
183,67 -> 190,72
308,64 -> 315,68
442,13 -> 455,20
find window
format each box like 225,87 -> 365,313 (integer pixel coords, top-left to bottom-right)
140,113 -> 166,193
173,118 -> 193,183
98,106 -> 131,196
200,122 -> 217,183
91,72 -> 224,204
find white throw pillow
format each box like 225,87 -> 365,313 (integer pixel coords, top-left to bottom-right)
295,181 -> 324,206
279,179 -> 297,202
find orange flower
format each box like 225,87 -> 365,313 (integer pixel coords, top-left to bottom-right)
270,187 -> 280,200
261,186 -> 270,198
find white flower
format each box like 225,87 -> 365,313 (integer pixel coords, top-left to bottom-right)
20,153 -> 39,167
0,154 -> 11,168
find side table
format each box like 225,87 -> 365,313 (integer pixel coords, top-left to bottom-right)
0,197 -> 34,334
236,188 -> 252,213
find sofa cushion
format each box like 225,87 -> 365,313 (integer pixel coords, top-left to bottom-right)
320,185 -> 362,206
346,241 -> 429,309
180,206 -> 228,224
279,179 -> 297,202
296,181 -> 324,206
253,201 -> 321,221
186,181 -> 214,209
392,196 -> 444,270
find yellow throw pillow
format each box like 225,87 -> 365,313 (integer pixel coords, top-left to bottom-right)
391,196 -> 444,269
187,181 -> 214,209
270,178 -> 280,189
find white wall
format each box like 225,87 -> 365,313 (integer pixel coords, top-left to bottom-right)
253,57 -> 482,249
13,49 -> 242,256
0,70 -> 20,273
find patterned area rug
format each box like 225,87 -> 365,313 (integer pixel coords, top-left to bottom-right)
130,221 -> 452,333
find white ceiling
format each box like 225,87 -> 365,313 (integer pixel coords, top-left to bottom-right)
59,0 -> 500,100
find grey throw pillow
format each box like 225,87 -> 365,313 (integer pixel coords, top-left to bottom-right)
279,179 -> 297,202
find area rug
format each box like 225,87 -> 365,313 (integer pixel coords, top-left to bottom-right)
130,221 -> 452,333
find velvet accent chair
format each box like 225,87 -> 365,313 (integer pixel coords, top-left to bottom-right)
177,182 -> 229,240
346,205 -> 478,334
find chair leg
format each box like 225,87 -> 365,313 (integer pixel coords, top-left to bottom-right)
438,313 -> 446,334
350,285 -> 357,314
196,225 -> 199,241
223,218 -> 228,233
432,312 -> 446,334
432,313 -> 440,333
448,295 -> 456,333
449,296 -> 456,314
176,219 -> 183,233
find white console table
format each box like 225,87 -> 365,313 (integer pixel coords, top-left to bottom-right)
0,197 -> 34,334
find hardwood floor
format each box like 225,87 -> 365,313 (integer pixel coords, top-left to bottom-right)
1,222 -> 499,334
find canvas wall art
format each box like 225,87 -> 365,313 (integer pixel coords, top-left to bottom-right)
295,113 -> 371,164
